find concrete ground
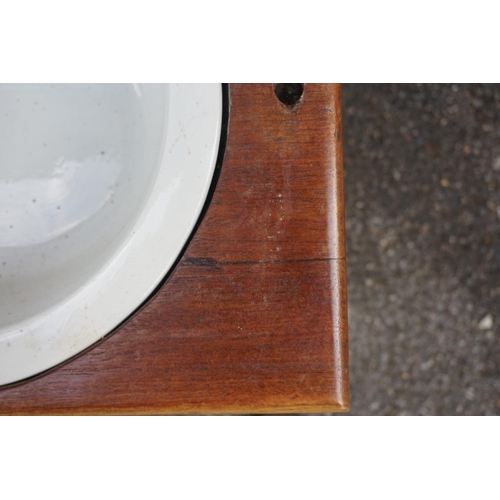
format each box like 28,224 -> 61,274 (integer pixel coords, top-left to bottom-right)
342,84 -> 500,415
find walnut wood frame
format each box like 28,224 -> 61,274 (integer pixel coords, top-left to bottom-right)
0,83 -> 348,415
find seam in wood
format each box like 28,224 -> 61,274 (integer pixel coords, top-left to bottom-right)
184,257 -> 347,266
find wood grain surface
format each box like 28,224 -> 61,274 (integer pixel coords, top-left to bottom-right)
0,83 -> 348,415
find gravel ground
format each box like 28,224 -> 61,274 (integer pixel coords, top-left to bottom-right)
342,84 -> 500,415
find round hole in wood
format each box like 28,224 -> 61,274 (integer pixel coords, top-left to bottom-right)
274,83 -> 304,107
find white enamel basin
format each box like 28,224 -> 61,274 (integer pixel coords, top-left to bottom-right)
0,83 -> 222,386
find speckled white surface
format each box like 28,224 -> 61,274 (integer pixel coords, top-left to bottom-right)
0,83 -> 222,386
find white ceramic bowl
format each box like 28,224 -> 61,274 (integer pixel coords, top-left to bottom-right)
0,83 -> 222,386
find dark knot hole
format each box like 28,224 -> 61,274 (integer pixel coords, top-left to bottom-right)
274,83 -> 304,107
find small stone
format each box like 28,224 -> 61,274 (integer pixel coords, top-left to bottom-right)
440,178 -> 450,188
478,313 -> 493,330
493,156 -> 500,171
420,359 -> 434,371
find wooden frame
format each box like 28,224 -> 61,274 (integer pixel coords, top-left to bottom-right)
0,83 -> 348,415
